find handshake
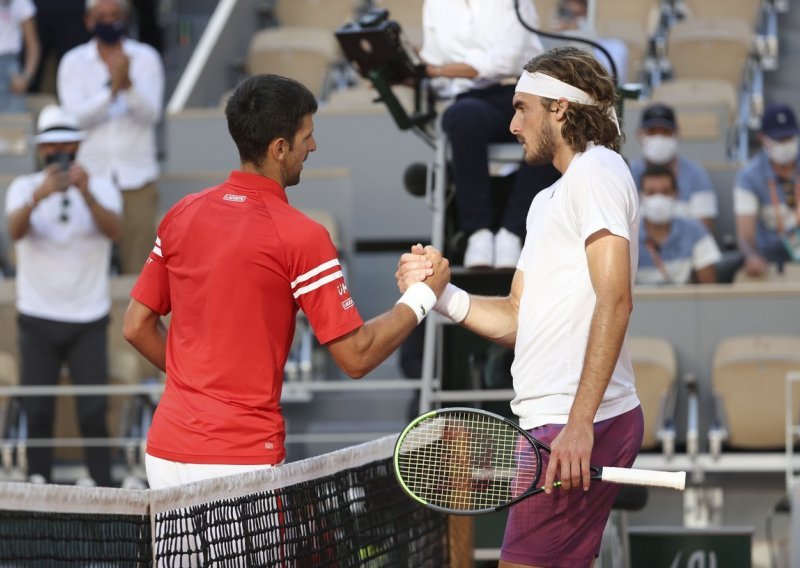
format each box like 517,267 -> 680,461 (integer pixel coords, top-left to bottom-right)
395,244 -> 470,324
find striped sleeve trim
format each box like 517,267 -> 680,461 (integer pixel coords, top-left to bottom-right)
291,258 -> 345,299
291,259 -> 340,289
292,270 -> 343,299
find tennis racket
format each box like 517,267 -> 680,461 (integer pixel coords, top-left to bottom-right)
393,407 -> 686,515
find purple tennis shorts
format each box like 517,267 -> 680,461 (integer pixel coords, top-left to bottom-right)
500,406 -> 644,568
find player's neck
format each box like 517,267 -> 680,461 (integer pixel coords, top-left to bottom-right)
240,162 -> 285,188
552,143 -> 576,174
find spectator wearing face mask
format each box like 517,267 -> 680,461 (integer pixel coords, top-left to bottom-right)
637,164 -> 721,285
734,102 -> 800,277
629,103 -> 718,234
56,0 -> 164,274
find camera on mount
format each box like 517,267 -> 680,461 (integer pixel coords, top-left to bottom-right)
335,8 -> 424,85
335,8 -> 435,138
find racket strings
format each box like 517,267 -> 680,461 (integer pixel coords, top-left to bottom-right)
397,411 -> 539,511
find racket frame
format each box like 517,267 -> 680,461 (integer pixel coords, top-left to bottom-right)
393,407 -> 685,515
393,407 -> 548,515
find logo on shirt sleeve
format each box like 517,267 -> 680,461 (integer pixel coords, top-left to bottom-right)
152,236 -> 163,258
223,194 -> 247,202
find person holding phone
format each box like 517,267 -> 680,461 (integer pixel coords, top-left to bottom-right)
4,104 -> 122,486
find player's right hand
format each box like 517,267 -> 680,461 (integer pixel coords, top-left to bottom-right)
396,243 -> 433,293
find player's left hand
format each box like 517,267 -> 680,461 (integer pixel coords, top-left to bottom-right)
543,420 -> 594,493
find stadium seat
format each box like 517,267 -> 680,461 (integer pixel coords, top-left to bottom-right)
273,0 -> 359,30
709,335 -> 800,453
666,18 -> 753,87
629,337 -> 678,453
595,0 -> 662,35
596,20 -> 649,84
678,0 -> 763,30
246,27 -> 340,100
651,78 -> 738,118
533,0 -> 559,30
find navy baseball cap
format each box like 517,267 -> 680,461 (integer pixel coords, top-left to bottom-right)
640,103 -> 677,130
761,103 -> 799,139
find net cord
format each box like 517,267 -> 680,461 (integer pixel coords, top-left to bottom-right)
148,435 -> 395,514
0,436 -> 395,534
0,481 -> 150,515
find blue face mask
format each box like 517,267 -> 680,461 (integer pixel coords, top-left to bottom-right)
94,21 -> 127,45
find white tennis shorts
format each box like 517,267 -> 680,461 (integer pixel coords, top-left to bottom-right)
145,453 -> 277,489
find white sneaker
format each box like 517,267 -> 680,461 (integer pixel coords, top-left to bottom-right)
28,474 -> 46,484
75,476 -> 97,487
494,228 -> 522,269
121,475 -> 148,490
463,229 -> 494,268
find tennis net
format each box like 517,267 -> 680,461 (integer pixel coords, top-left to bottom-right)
0,436 -> 449,566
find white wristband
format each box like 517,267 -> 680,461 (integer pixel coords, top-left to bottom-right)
434,283 -> 470,323
396,282 -> 437,324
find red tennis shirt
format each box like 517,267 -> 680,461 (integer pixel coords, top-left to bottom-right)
131,171 -> 364,464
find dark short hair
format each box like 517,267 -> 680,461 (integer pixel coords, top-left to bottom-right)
641,103 -> 677,131
225,74 -> 318,167
640,163 -> 677,192
523,46 -> 620,152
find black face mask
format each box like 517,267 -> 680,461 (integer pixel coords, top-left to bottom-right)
44,151 -> 76,171
94,21 -> 127,45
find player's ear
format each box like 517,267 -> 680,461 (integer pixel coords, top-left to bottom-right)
268,137 -> 289,162
553,98 -> 569,120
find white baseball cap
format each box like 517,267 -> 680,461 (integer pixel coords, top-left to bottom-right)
34,104 -> 85,144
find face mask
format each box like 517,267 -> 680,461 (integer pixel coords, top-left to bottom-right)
44,151 -> 76,170
641,135 -> 678,165
641,194 -> 675,224
94,21 -> 127,45
765,137 -> 800,165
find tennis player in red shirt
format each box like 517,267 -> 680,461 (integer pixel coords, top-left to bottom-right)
123,74 -> 449,489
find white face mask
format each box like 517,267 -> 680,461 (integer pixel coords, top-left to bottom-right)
641,194 -> 675,224
641,135 -> 678,165
765,137 -> 800,165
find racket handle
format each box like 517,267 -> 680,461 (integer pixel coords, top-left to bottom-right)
600,466 -> 686,490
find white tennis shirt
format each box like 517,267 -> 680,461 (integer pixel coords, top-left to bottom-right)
511,144 -> 641,429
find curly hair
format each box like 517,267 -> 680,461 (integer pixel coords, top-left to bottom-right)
523,47 -> 621,153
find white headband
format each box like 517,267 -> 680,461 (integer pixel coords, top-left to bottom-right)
515,71 -> 620,135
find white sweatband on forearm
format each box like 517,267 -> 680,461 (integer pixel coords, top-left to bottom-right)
434,283 -> 470,323
396,282 -> 437,324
